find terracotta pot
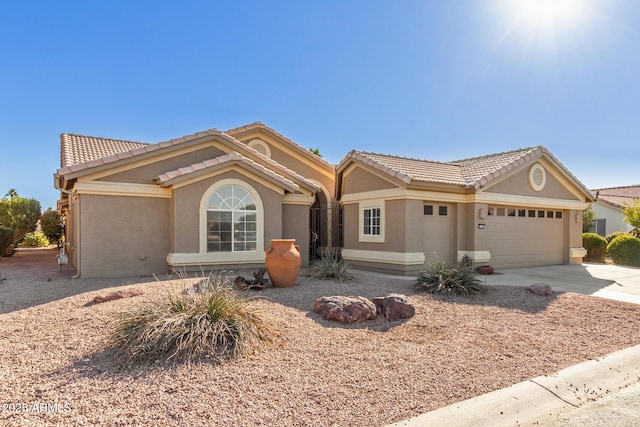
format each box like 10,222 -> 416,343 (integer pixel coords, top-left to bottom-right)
477,265 -> 494,275
265,239 -> 301,288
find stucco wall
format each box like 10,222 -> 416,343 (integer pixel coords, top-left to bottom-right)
171,170 -> 284,254
592,202 -> 632,234
282,204 -> 311,266
342,166 -> 396,194
487,165 -> 577,200
78,194 -> 170,277
98,146 -> 226,184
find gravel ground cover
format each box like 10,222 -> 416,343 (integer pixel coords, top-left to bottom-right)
1,248 -> 640,426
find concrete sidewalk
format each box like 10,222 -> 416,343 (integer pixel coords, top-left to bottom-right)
387,263 -> 640,426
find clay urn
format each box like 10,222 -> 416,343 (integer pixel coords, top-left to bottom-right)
265,239 -> 301,288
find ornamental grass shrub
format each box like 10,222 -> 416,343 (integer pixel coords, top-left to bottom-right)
606,234 -> 640,267
109,275 -> 279,367
416,260 -> 482,295
582,232 -> 607,263
309,247 -> 353,280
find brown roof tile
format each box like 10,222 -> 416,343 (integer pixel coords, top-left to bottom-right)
592,185 -> 640,208
60,133 -> 149,168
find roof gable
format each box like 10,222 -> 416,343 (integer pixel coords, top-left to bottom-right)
337,146 -> 594,201
60,134 -> 149,168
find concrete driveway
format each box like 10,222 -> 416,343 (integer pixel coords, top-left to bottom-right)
481,263 -> 640,304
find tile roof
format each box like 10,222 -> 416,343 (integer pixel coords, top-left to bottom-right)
592,185 -> 640,208
57,126 -> 320,192
154,152 -> 299,193
339,146 -> 592,194
60,134 -> 149,168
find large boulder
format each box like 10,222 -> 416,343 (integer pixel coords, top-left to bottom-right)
313,296 -> 377,324
371,294 -> 415,321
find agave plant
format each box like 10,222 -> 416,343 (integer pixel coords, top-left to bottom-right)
309,247 -> 353,280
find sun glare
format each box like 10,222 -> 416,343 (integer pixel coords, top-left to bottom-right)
518,0 -> 586,26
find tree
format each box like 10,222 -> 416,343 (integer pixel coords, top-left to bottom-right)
40,208 -> 64,248
309,147 -> 322,157
582,204 -> 596,233
0,190 -> 41,256
622,198 -> 640,237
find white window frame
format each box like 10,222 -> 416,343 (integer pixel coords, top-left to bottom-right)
199,178 -> 265,258
359,200 -> 385,243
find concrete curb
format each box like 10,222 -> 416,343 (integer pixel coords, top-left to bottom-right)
387,343 -> 640,427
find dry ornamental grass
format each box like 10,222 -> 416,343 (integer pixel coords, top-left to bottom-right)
1,249 -> 640,426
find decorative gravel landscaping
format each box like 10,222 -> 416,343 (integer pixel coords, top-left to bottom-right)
2,249 -> 640,426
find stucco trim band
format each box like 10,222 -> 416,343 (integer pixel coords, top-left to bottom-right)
73,182 -> 171,198
569,247 -> 588,258
167,251 -> 267,266
342,249 -> 425,265
457,251 -> 492,263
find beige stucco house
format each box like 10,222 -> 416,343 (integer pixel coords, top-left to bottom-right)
336,147 -> 594,274
589,185 -> 640,236
54,123 -> 336,278
55,124 -> 593,277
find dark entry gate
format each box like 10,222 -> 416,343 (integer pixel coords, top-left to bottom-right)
309,206 -> 343,260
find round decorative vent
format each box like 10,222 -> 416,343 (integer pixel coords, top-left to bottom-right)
247,139 -> 271,158
529,163 -> 546,192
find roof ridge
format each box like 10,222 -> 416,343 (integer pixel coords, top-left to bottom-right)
592,185 -> 640,191
452,146 -> 540,163
355,150 -> 455,166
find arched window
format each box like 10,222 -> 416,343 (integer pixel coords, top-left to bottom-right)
206,185 -> 257,252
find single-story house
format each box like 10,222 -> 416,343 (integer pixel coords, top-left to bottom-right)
55,124 -> 593,277
589,185 -> 640,236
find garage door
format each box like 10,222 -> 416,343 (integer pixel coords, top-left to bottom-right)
423,203 -> 454,264
485,206 -> 565,268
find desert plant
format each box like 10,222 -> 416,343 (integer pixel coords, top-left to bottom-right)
40,209 -> 64,247
622,198 -> 640,237
308,247 -> 352,280
109,275 -> 279,367
606,234 -> 640,267
605,231 -> 625,244
416,260 -> 482,295
582,232 -> 607,263
21,231 -> 50,248
0,226 -> 13,257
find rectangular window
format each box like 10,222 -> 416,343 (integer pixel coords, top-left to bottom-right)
507,208 -> 516,217
488,207 -> 495,216
547,210 -> 554,218
424,205 -> 433,215
207,211 -> 232,252
363,207 -> 381,236
497,208 -> 506,216
518,209 -> 526,217
538,210 -> 545,218
439,206 -> 448,216
555,211 -> 563,219
528,210 -> 536,218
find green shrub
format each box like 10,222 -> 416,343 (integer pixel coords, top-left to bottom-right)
21,231 -> 50,248
40,209 -> 64,247
582,232 -> 607,263
109,275 -> 279,367
605,231 -> 625,244
0,226 -> 13,257
607,234 -> 640,267
309,247 -> 353,280
416,260 -> 481,295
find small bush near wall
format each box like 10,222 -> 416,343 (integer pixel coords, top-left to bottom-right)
21,231 -> 50,248
0,226 -> 13,256
582,233 -> 608,263
416,260 -> 481,295
607,234 -> 640,267
605,231 -> 625,244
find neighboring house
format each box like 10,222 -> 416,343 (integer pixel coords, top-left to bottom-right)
55,122 -> 336,278
336,147 -> 593,274
589,185 -> 640,236
55,124 -> 593,277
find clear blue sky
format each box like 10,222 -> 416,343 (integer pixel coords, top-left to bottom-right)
1,0 -> 639,210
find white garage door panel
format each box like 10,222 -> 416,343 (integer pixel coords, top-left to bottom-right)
486,215 -> 564,268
